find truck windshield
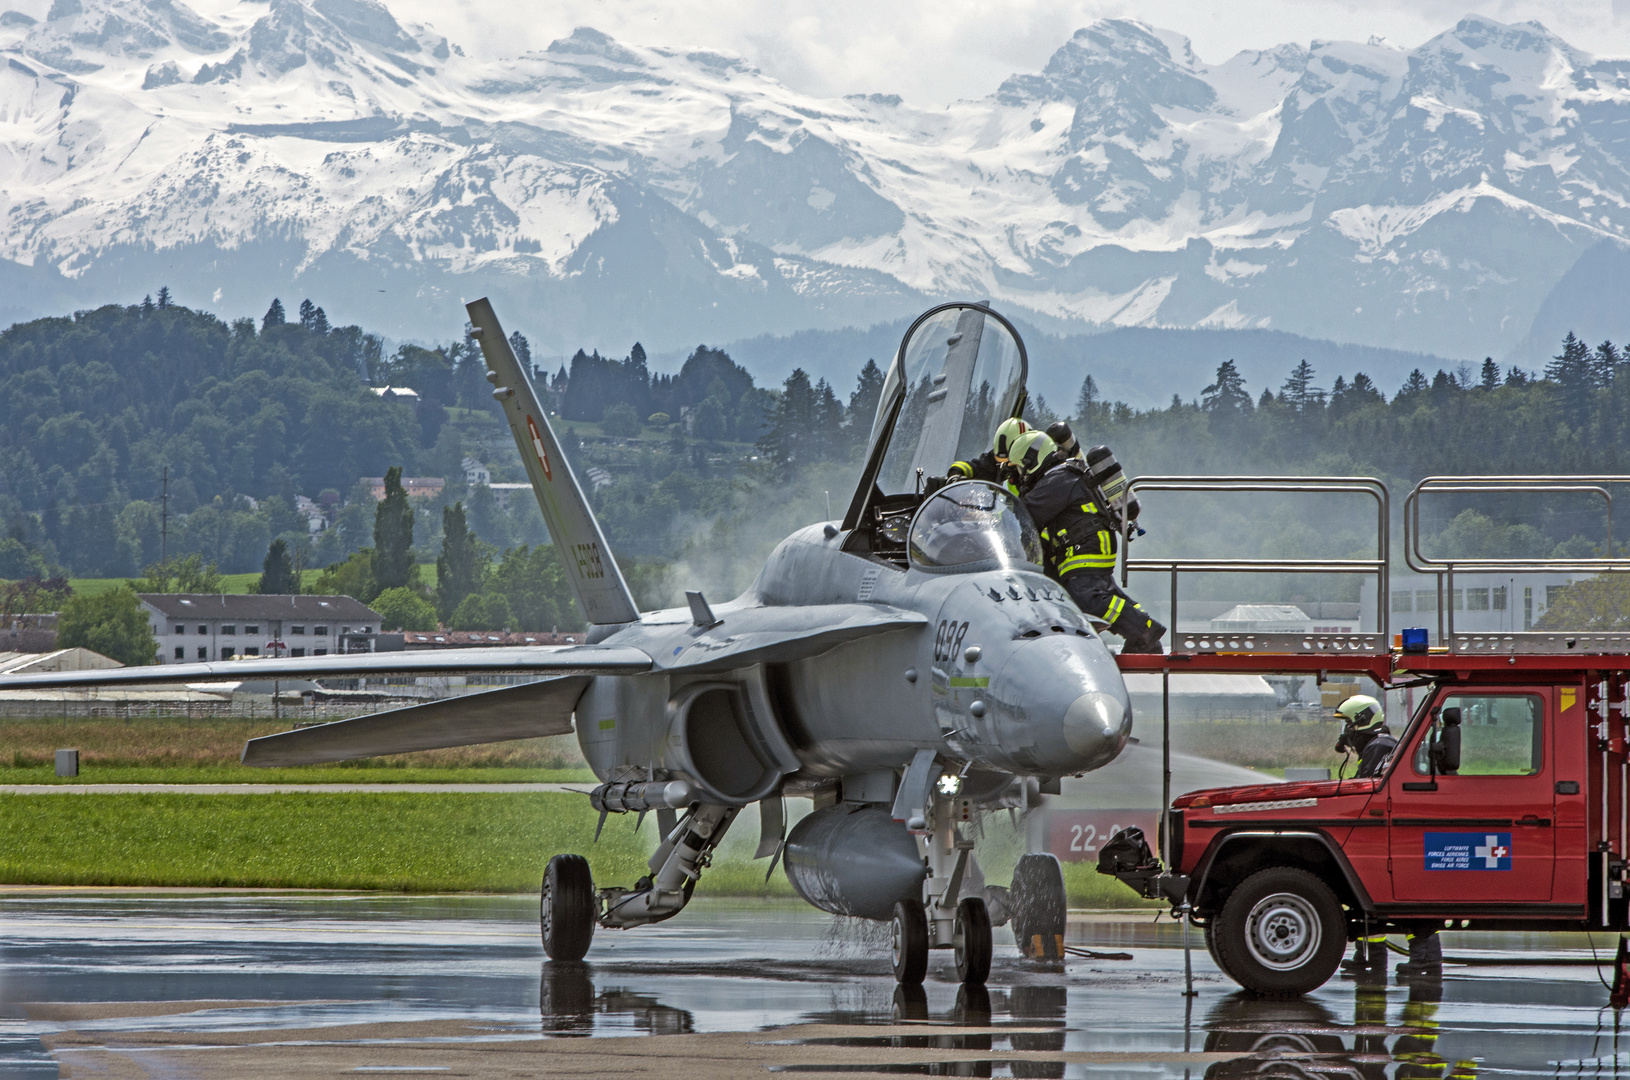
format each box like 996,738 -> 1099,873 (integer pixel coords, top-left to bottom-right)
908,482 -> 1042,571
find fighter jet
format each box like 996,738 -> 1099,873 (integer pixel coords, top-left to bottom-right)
0,300 -> 1134,986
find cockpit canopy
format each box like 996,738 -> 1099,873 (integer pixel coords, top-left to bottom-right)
841,304 -> 1029,566
868,306 -> 1027,497
909,481 -> 1042,572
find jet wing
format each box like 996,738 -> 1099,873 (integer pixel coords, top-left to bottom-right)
664,603 -> 927,672
241,676 -> 591,767
0,645 -> 652,691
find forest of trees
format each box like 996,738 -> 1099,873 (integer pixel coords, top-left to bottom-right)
2,286 -> 1627,631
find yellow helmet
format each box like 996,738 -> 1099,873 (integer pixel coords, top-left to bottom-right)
992,417 -> 1029,461
1008,430 -> 1057,477
1334,694 -> 1383,731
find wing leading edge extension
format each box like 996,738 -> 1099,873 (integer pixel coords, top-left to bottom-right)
241,676 -> 591,767
662,603 -> 928,672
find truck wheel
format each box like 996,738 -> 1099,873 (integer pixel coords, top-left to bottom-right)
954,897 -> 993,985
541,854 -> 596,961
891,898 -> 930,985
1202,919 -> 1223,969
1211,868 -> 1345,996
1011,853 -> 1066,960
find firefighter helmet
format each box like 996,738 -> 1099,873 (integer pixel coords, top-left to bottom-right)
1008,430 -> 1057,477
992,417 -> 1029,461
1334,694 -> 1383,730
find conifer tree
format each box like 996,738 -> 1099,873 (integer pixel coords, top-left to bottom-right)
1480,357 -> 1500,390
256,538 -> 298,595
156,286 -> 171,309
373,466 -> 414,593
436,502 -> 484,623
262,298 -> 285,331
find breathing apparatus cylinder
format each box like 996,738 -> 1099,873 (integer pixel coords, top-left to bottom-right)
1085,445 -> 1130,521
1045,420 -> 1079,459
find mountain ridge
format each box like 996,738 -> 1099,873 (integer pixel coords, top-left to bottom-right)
0,4 -> 1624,382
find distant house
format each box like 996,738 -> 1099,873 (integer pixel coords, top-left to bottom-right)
362,476 -> 445,500
371,386 -> 420,402
138,594 -> 383,664
294,494 -> 328,533
488,483 -> 533,511
463,456 -> 491,486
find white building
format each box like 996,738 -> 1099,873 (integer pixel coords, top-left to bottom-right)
1359,570 -> 1584,637
463,456 -> 491,486
139,594 -> 383,664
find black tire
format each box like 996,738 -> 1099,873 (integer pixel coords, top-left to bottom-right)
954,897 -> 993,985
891,898 -> 930,985
541,854 -> 596,961
1210,867 -> 1345,996
1203,919 -> 1223,969
1011,853 -> 1066,960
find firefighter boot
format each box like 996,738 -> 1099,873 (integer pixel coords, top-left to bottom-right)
1342,935 -> 1388,974
1395,930 -> 1443,980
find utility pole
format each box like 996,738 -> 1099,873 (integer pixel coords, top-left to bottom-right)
159,466 -> 169,565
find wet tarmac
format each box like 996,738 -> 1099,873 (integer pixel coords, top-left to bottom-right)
0,893 -> 1625,1078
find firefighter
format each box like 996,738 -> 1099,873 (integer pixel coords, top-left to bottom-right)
1334,695 -> 1396,778
948,417 -> 1028,484
1008,430 -> 1165,653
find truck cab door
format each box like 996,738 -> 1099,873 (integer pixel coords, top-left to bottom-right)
1388,689 -> 1555,904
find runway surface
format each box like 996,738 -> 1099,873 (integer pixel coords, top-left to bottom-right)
0,893 -> 1623,1078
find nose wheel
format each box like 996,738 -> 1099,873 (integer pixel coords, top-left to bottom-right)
892,899 -> 929,984
953,897 -> 992,985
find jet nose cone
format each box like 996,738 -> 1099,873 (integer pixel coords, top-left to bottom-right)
1063,690 -> 1133,769
987,633 -> 1131,774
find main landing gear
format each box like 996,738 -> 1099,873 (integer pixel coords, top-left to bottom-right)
541,804 -> 740,960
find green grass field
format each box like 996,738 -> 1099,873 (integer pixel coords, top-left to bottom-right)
68,565 -> 439,597
0,789 -> 1155,905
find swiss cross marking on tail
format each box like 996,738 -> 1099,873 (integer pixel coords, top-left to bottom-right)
525,415 -> 552,481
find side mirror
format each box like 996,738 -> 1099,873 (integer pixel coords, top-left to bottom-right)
1432,707 -> 1462,775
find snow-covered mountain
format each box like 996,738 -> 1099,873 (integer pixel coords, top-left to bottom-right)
0,3 -> 1626,362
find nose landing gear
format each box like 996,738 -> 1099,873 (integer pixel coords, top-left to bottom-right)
894,793 -> 994,986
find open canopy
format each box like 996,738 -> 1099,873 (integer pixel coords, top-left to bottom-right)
844,303 -> 1027,530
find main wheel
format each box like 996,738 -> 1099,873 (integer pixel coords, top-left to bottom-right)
541,854 -> 596,961
891,898 -> 930,985
953,897 -> 993,985
1210,867 -> 1345,996
1011,853 -> 1066,960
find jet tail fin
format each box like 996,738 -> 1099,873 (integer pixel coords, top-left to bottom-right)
465,298 -> 640,626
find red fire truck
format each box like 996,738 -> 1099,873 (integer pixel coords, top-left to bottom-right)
1102,474 -> 1630,995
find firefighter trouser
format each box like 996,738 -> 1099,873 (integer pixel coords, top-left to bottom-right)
1061,571 -> 1165,652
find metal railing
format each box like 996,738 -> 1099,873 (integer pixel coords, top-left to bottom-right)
1403,475 -> 1630,642
1120,476 -> 1391,641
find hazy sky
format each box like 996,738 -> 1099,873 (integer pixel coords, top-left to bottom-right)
372,0 -> 1629,106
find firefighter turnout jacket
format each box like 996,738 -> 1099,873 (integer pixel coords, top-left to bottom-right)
1022,459 -> 1119,578
948,449 -> 1002,484
1355,731 -> 1398,779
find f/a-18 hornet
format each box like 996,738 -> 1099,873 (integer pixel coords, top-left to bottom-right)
2,300 -> 1135,986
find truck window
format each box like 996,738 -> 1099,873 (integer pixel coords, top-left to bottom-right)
1413,694 -> 1543,776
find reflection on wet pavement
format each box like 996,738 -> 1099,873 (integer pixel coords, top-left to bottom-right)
0,894 -> 1624,1078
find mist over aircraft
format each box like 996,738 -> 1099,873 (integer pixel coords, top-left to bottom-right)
0,300 -> 1134,985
